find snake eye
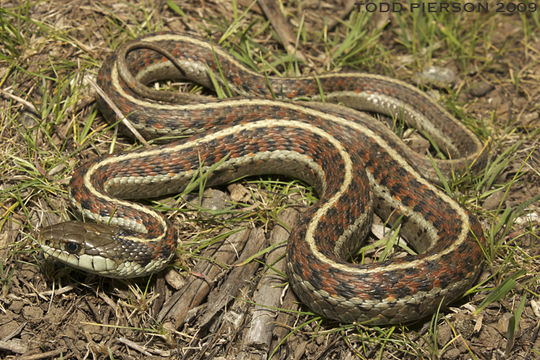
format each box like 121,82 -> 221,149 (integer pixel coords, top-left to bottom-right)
65,242 -> 81,254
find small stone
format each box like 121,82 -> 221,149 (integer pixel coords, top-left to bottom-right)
496,312 -> 518,336
442,347 -> 463,360
9,301 -> 24,313
483,191 -> 505,210
469,81 -> 494,97
413,66 -> 457,88
22,306 -> 44,320
201,188 -> 230,211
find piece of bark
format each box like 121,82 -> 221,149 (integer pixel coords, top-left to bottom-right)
157,228 -> 252,327
197,227 -> 267,327
269,289 -> 305,358
241,208 -> 300,355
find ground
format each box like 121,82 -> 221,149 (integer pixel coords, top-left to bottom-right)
0,1 -> 539,359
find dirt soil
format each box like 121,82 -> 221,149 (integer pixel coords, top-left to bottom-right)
0,1 -> 538,359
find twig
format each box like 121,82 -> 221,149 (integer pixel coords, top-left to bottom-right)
86,77 -> 149,147
0,89 -> 39,115
18,348 -> 69,359
117,337 -> 154,357
257,0 -> 306,62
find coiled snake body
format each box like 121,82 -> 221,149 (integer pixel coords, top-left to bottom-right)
39,34 -> 487,324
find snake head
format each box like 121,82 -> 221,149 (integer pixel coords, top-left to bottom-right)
38,221 -> 169,278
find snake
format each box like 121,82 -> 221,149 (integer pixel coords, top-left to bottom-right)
38,33 -> 488,325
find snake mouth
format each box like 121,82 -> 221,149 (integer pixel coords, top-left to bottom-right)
40,241 -> 119,275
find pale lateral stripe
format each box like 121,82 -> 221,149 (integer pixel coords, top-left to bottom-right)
104,150 -> 327,194
132,33 -> 480,148
136,34 -> 452,106
130,33 -> 479,138
81,120 -> 341,243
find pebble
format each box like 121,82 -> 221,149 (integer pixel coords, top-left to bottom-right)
413,66 -> 457,88
469,81 -> 494,97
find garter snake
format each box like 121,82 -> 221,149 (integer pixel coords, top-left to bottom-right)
39,33 -> 488,324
